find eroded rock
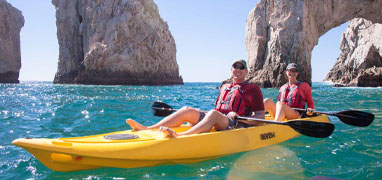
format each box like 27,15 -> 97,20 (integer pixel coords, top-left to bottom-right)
325,18 -> 382,87
52,0 -> 183,85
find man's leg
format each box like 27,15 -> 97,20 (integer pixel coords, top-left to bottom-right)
160,110 -> 230,137
126,106 -> 201,130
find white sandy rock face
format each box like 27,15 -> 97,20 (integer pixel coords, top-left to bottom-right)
245,0 -> 382,87
0,0 -> 24,83
325,18 -> 382,87
52,0 -> 183,85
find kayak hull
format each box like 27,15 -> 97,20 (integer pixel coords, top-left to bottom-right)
12,115 -> 330,172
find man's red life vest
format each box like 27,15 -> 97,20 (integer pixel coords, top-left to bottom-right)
214,82 -> 249,116
277,82 -> 305,109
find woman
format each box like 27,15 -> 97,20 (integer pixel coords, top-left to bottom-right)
263,63 -> 314,121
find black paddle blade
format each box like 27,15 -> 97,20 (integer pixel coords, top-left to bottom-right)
336,110 -> 374,127
151,101 -> 175,117
286,120 -> 335,138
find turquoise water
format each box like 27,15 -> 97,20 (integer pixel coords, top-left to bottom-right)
1,82 -> 381,180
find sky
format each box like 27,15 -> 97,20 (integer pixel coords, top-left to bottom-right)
7,0 -> 348,82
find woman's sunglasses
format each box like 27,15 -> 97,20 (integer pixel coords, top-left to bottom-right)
287,69 -> 299,73
232,64 -> 246,70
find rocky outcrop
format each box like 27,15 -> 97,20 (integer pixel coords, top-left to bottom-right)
0,0 -> 24,83
52,0 -> 183,85
325,18 -> 382,87
245,0 -> 382,87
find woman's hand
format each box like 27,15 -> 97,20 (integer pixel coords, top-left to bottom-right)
306,108 -> 314,116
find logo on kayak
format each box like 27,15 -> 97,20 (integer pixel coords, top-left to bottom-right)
260,132 -> 275,140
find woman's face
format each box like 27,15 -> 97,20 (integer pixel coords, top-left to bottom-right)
286,68 -> 299,80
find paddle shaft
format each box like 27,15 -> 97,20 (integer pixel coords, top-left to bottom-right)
236,116 -> 286,125
293,108 -> 335,116
293,108 -> 364,120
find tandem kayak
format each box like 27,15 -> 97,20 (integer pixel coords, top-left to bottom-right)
12,115 -> 330,172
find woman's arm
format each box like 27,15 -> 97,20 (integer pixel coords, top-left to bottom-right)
304,83 -> 314,109
304,83 -> 314,116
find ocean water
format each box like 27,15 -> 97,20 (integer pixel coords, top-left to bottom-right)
1,82 -> 381,180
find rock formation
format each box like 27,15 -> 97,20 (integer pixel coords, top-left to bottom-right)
325,18 -> 382,87
0,0 -> 24,83
245,0 -> 382,87
52,0 -> 183,85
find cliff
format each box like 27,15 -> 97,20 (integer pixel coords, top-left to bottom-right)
0,0 -> 24,83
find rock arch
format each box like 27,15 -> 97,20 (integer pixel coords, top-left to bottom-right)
245,0 -> 382,87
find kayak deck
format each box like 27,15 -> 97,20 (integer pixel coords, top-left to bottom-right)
12,114 -> 330,172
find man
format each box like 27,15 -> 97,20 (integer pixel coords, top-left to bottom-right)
126,59 -> 265,137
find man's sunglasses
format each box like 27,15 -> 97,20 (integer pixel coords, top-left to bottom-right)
232,64 -> 246,70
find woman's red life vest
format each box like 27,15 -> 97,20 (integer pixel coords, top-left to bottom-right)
277,82 -> 305,109
214,83 -> 248,116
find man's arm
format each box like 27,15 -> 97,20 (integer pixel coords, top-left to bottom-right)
252,110 -> 265,119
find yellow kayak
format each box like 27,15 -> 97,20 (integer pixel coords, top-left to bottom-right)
12,115 -> 330,172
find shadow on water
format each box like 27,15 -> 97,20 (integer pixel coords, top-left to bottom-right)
40,145 -> 305,180
42,154 -> 238,180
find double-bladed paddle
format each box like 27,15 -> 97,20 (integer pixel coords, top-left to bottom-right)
151,101 -> 334,138
292,108 -> 374,127
151,101 -> 177,117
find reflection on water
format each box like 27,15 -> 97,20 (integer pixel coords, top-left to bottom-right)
227,145 -> 305,180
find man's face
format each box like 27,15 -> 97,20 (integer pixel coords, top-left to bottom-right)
231,63 -> 248,82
